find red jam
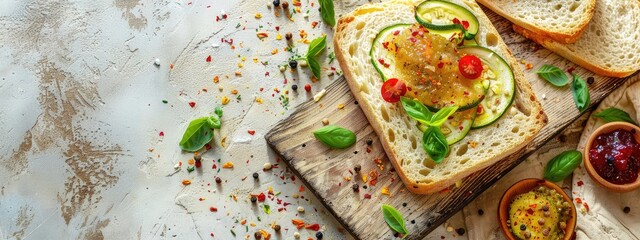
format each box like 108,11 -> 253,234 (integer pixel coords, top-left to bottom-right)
589,129 -> 640,184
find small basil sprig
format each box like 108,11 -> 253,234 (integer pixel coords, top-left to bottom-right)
381,204 -> 409,237
179,109 -> 223,152
544,150 -> 582,182
313,125 -> 356,149
319,0 -> 335,26
571,74 -> 590,113
297,35 -> 327,79
593,107 -> 638,125
400,97 -> 458,163
537,64 -> 569,87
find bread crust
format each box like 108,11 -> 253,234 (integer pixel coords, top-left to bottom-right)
334,0 -> 546,194
513,24 -> 637,78
477,0 -> 596,44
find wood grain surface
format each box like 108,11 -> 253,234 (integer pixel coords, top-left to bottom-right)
265,6 -> 638,240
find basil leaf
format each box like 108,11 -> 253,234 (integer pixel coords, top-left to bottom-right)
423,126 -> 449,163
381,204 -> 409,235
313,125 -> 356,149
430,106 -> 459,127
307,35 -> 327,58
571,74 -> 590,113
179,117 -> 216,152
593,107 -> 638,125
544,150 -> 582,182
307,57 -> 321,79
318,0 -> 336,27
207,114 -> 221,129
214,106 -> 223,118
400,97 -> 432,125
537,64 -> 569,87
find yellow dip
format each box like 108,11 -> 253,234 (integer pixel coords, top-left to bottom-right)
508,186 -> 571,240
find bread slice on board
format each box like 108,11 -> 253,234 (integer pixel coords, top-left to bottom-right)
334,0 -> 546,194
477,0 -> 596,44
513,0 -> 640,78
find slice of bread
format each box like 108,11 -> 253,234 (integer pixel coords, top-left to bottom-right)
477,0 -> 596,44
513,0 -> 640,78
334,0 -> 546,194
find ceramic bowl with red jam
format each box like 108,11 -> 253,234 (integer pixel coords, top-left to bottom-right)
584,122 -> 640,192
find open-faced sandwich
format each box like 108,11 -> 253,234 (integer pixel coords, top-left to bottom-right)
334,0 -> 546,194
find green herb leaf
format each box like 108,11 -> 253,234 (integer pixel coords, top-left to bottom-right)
571,74 -> 590,112
306,35 -> 327,57
215,106 -> 223,118
263,204 -> 271,214
593,107 -> 638,125
430,106 -> 459,127
207,114 -> 221,129
307,57 -> 321,79
422,126 -> 449,163
544,150 -> 582,182
179,117 -> 215,152
400,97 -> 432,125
537,64 -> 569,87
381,204 -> 409,236
313,125 -> 356,149
318,0 -> 336,26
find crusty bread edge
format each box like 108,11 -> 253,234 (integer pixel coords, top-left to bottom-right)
477,0 -> 596,44
334,1 -> 546,194
512,24 -> 637,78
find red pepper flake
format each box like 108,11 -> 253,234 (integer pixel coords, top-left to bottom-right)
311,21 -> 318,28
437,62 -> 444,68
275,26 -> 280,31
577,181 -> 584,186
363,194 -> 371,199
526,208 -> 534,215
299,185 -> 305,192
189,101 -> 196,108
195,160 -> 202,168
248,130 -> 256,135
292,219 -> 305,229
461,20 -> 470,30
583,202 -> 590,212
304,84 -> 311,92
305,224 -> 320,231
393,30 -> 400,35
205,144 -> 212,151
257,193 -> 266,202
206,55 -> 212,62
567,67 -> 576,75
575,198 -> 582,204
159,131 -> 164,137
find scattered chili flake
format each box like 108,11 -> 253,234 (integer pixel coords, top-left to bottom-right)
304,84 -> 311,92
195,160 -> 202,168
575,198 -> 582,204
257,32 -> 268,40
381,186 -> 391,196
299,185 -> 305,192
257,193 -> 266,202
209,207 -> 218,212
305,224 -> 320,231
468,141 -> 478,148
221,96 -> 230,105
577,181 -> 584,187
311,21 -> 318,28
292,219 -> 305,229
188,101 -> 196,108
206,55 -> 212,62
337,103 -> 344,109
248,130 -> 256,135
363,193 -> 371,199
259,229 -> 271,240
222,162 -> 234,168
255,13 -> 262,19
213,76 -> 219,83
182,179 -> 191,185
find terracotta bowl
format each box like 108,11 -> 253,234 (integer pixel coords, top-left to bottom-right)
583,122 -> 640,192
498,179 -> 577,240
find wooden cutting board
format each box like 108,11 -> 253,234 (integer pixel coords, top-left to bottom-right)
265,7 -> 637,240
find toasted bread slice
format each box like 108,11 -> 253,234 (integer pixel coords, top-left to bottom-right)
477,0 -> 595,44
334,0 -> 546,194
513,0 -> 640,78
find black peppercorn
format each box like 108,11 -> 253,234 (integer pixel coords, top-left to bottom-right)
215,177 -> 222,184
402,203 -> 407,207
291,84 -> 298,91
520,224 -> 527,231
587,76 -> 595,85
315,231 -> 323,239
624,206 -> 631,213
365,139 -> 373,145
254,231 -> 262,239
478,209 -> 484,215
274,224 -> 281,231
456,228 -> 466,236
194,153 -> 202,161
354,164 -> 361,173
289,60 -> 297,68
272,0 -> 280,7
250,196 -> 257,203
285,32 -> 293,41
352,184 -> 359,192
253,172 -> 259,179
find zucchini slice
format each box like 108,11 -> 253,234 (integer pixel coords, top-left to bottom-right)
457,46 -> 515,129
418,108 -> 476,145
370,24 -> 412,81
415,0 -> 479,40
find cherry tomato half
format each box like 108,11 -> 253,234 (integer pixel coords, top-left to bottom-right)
458,55 -> 483,79
380,78 -> 407,103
